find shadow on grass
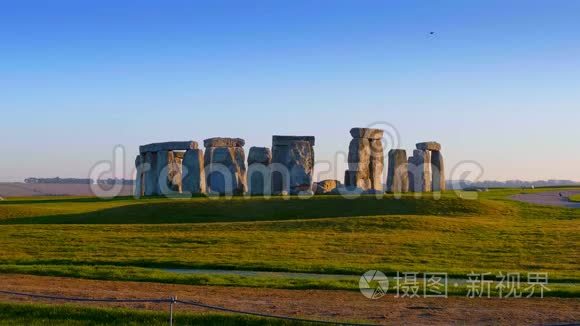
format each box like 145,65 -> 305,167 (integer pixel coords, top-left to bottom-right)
0,196 -> 489,225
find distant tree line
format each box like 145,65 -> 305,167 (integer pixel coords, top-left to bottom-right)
24,177 -> 134,185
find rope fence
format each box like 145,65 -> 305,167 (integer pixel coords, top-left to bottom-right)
0,289 -> 376,326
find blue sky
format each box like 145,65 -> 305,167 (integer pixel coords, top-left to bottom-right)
1,0 -> 579,182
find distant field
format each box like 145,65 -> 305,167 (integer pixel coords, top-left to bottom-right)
0,183 -> 133,198
570,195 -> 580,202
0,188 -> 578,293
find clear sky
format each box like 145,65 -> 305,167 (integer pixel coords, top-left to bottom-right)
1,0 -> 579,182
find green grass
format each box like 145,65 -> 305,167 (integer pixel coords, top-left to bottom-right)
570,195 -> 580,202
0,302 -> 316,325
0,189 -> 578,293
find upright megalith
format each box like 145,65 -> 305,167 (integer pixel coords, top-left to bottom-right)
143,151 -> 158,196
138,141 -> 198,197
204,138 -> 247,195
271,136 -> 315,195
247,147 -> 272,196
387,149 -> 409,193
345,128 -> 384,192
414,141 -> 445,192
408,149 -> 431,192
134,155 -> 144,197
182,149 -> 205,194
431,150 -> 445,192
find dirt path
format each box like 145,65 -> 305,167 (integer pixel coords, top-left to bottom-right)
0,274 -> 578,325
511,190 -> 580,208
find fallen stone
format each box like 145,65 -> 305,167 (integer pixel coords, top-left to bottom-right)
350,128 -> 384,139
314,179 -> 341,195
140,141 -> 198,153
416,141 -> 441,152
203,137 -> 245,148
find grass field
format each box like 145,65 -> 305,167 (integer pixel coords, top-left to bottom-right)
570,195 -> 580,202
0,189 -> 578,296
0,302 -> 308,326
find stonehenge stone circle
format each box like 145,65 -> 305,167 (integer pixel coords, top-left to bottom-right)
182,149 -> 205,194
248,147 -> 272,195
135,135 -> 445,197
387,149 -> 409,193
271,136 -> 315,195
345,128 -> 384,191
204,138 -> 247,195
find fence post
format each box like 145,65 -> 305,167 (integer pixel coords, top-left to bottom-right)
169,296 -> 176,326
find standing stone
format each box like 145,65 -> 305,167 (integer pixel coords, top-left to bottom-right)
134,155 -> 144,197
204,139 -> 247,195
408,150 -> 431,192
345,128 -> 384,192
182,149 -> 205,194
431,151 -> 446,192
144,151 -> 158,196
248,147 -> 272,196
271,136 -> 315,195
167,151 -> 183,193
155,150 -> 171,195
387,149 -> 409,193
370,139 -> 385,191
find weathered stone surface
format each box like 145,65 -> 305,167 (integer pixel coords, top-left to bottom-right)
431,151 -> 446,192
143,151 -> 158,196
166,151 -> 182,193
348,138 -> 371,170
387,149 -> 409,193
203,137 -> 245,148
408,150 -> 431,192
369,139 -> 384,191
140,141 -> 198,153
205,147 -> 247,195
272,136 -> 315,147
344,170 -> 371,189
350,128 -> 384,139
134,155 -> 144,198
182,149 -> 205,194
314,179 -> 341,195
287,141 -> 314,194
416,141 -> 441,152
248,147 -> 272,165
271,138 -> 315,194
